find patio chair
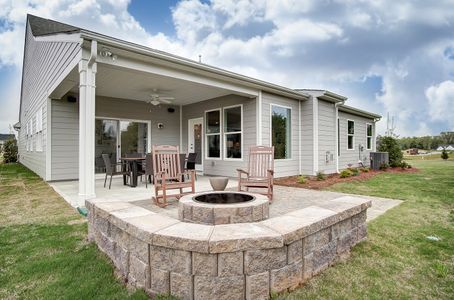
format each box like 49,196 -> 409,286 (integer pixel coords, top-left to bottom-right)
186,152 -> 198,180
144,153 -> 154,188
102,154 -> 130,189
152,145 -> 196,207
237,146 -> 274,201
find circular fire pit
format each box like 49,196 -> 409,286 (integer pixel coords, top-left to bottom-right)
179,191 -> 269,225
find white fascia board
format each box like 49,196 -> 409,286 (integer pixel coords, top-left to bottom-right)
80,32 -> 308,100
34,32 -> 83,43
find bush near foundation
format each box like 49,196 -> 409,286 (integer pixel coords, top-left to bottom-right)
2,139 -> 17,163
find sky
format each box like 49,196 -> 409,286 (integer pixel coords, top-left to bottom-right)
0,0 -> 453,137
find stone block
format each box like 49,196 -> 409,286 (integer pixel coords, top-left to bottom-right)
209,223 -> 283,253
113,244 -> 130,279
94,201 -> 134,219
252,204 -> 264,222
192,252 -> 217,276
270,261 -> 303,293
150,246 -> 192,274
149,268 -> 170,295
124,214 -> 179,244
129,235 -> 149,263
352,211 -> 367,227
331,218 -> 352,239
194,275 -> 244,300
302,253 -> 313,281
153,222 -> 213,253
312,241 -> 336,275
213,207 -> 237,224
332,196 -> 372,211
192,206 -> 214,224
230,214 -> 253,223
110,206 -> 153,230
337,228 -> 357,254
246,271 -> 269,300
94,230 -> 115,261
170,272 -> 193,300
263,203 -> 269,219
94,216 -> 110,236
218,251 -> 243,276
110,225 -> 130,249
357,224 -> 367,242
183,204 -> 193,222
238,206 -> 253,217
244,247 -> 287,275
317,201 -> 362,222
260,215 -> 312,244
287,239 -> 303,264
303,228 -> 331,256
286,206 -> 338,237
128,254 -> 149,289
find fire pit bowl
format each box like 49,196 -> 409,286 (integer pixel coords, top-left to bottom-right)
179,191 -> 269,225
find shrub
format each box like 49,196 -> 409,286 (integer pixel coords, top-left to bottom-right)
316,171 -> 326,181
297,175 -> 306,184
3,139 -> 18,163
339,169 -> 352,178
378,136 -> 403,167
361,167 -> 370,173
350,168 -> 360,176
441,149 -> 449,160
379,162 -> 389,170
399,161 -> 412,169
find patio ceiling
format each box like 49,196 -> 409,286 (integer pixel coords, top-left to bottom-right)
55,63 -> 250,106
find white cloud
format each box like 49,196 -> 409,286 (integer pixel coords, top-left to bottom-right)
426,80 -> 454,129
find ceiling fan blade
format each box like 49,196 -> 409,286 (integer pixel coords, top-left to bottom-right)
159,99 -> 172,104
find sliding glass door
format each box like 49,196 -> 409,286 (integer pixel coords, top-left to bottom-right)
95,119 -> 149,173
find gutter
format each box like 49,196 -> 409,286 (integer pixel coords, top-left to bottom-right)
80,31 -> 309,100
334,100 -> 345,173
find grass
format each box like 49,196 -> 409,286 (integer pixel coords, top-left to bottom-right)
0,163 -> 150,299
277,159 -> 454,299
1,160 -> 453,299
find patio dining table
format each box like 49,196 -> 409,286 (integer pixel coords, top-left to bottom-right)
120,157 -> 145,187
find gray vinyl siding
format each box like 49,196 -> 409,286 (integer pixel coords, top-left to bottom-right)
318,100 -> 337,174
182,94 -> 256,177
338,111 -> 375,169
300,98 -> 314,175
261,92 -> 300,178
51,95 -> 180,180
18,22 -> 81,179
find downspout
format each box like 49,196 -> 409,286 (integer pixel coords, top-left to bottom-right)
334,101 -> 345,173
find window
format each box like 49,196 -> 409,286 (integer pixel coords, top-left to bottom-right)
25,121 -> 29,151
36,108 -> 43,152
205,109 -> 221,158
366,123 -> 373,150
347,120 -> 354,150
224,105 -> 242,159
271,105 -> 291,159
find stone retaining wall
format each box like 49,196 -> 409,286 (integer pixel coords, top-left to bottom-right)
86,196 -> 370,299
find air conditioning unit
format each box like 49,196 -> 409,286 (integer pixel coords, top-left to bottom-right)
370,152 -> 389,170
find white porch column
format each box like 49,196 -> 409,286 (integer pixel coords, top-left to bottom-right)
78,57 -> 97,204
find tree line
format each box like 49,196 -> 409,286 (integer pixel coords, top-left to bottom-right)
397,131 -> 454,150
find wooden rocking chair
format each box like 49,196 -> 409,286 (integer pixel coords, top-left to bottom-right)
152,145 -> 196,207
237,146 -> 274,201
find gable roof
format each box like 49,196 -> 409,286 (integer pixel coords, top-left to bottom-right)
339,104 -> 381,119
28,14 -> 79,36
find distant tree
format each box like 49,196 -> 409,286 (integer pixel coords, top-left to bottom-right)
441,149 -> 449,160
440,131 -> 454,145
3,139 -> 18,163
378,136 -> 403,167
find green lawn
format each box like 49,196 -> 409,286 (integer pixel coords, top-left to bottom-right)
279,159 -> 454,299
1,161 -> 453,299
0,163 -> 149,299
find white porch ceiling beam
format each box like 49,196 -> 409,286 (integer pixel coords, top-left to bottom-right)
99,56 -> 259,98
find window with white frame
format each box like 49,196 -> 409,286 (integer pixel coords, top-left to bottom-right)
224,105 -> 242,159
205,109 -> 221,158
347,120 -> 355,150
366,123 -> 373,150
25,121 -> 29,151
36,108 -> 43,152
271,105 -> 291,159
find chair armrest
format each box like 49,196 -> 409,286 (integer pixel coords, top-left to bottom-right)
267,169 -> 274,176
236,169 -> 249,175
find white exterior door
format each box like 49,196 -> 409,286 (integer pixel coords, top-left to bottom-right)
188,118 -> 203,171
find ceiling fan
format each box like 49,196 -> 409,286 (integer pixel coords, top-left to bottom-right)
147,89 -> 175,106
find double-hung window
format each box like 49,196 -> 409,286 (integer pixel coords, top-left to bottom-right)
271,105 -> 291,159
347,120 -> 355,150
224,105 -> 242,159
366,123 -> 373,150
205,109 -> 221,158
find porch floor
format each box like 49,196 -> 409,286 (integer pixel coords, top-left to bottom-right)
50,176 -> 402,221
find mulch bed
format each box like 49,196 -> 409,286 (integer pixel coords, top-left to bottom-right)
274,167 -> 419,190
